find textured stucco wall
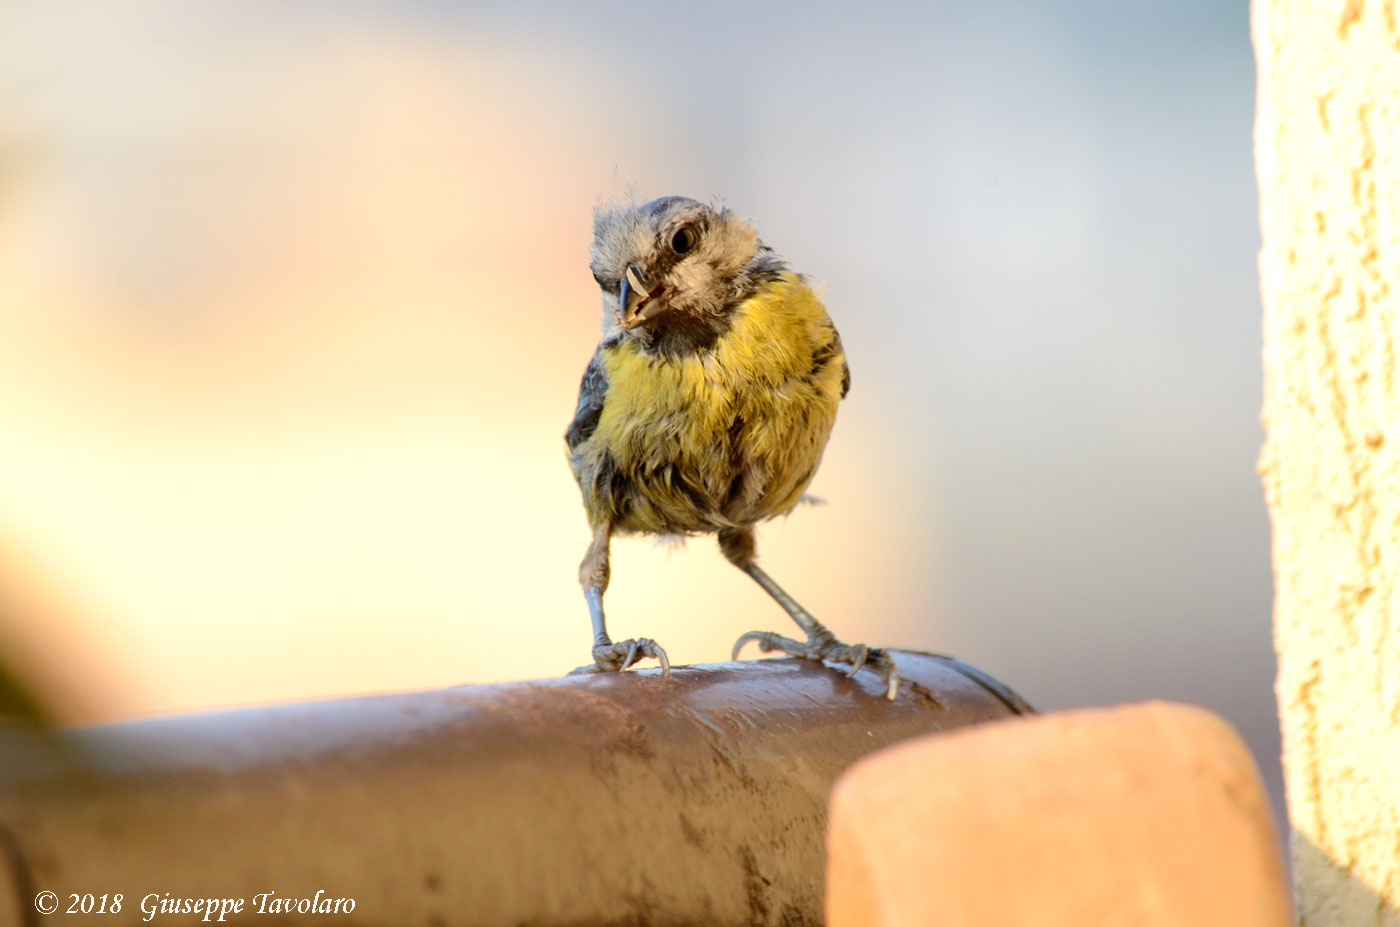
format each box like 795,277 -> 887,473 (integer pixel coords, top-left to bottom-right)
1254,1 -> 1400,923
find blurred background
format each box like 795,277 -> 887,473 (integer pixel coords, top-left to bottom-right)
0,0 -> 1273,814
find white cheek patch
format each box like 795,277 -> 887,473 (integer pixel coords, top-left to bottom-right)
717,217 -> 759,273
668,259 -> 716,297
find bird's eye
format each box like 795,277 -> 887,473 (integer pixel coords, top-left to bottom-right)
592,270 -> 613,291
671,226 -> 698,255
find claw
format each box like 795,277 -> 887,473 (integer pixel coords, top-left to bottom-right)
651,640 -> 673,676
731,631 -> 763,661
844,643 -> 869,678
568,637 -> 671,677
885,673 -> 899,701
732,627 -> 899,699
733,630 -> 802,660
871,650 -> 900,700
631,638 -> 672,676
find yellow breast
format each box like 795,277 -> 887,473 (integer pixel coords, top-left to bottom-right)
575,273 -> 846,535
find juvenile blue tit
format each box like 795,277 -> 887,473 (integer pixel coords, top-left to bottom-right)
564,196 -> 899,699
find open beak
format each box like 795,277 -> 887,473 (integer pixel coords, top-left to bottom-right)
619,264 -> 666,331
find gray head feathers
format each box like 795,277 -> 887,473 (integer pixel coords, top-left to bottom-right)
589,196 -> 787,350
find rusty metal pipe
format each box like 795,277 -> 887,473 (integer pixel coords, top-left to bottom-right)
0,652 -> 1031,926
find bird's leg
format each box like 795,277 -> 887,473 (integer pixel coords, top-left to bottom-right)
721,527 -> 899,699
568,522 -> 670,676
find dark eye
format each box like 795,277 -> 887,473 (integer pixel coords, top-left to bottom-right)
592,270 -> 613,291
671,226 -> 697,255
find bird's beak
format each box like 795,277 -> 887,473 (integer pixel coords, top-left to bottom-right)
619,264 -> 666,331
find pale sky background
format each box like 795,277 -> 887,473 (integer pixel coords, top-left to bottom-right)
0,1 -> 1275,815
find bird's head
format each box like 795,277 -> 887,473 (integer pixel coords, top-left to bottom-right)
589,197 -> 784,345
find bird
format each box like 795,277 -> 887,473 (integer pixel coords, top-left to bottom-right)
563,195 -> 899,699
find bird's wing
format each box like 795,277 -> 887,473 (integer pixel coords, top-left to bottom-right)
827,324 -> 851,399
565,348 -> 609,451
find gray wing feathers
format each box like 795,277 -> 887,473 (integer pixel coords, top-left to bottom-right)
565,350 -> 608,450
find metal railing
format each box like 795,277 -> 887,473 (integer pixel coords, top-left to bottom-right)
0,651 -> 1031,926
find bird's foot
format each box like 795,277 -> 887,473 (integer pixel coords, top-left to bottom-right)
732,629 -> 899,699
568,638 -> 671,676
